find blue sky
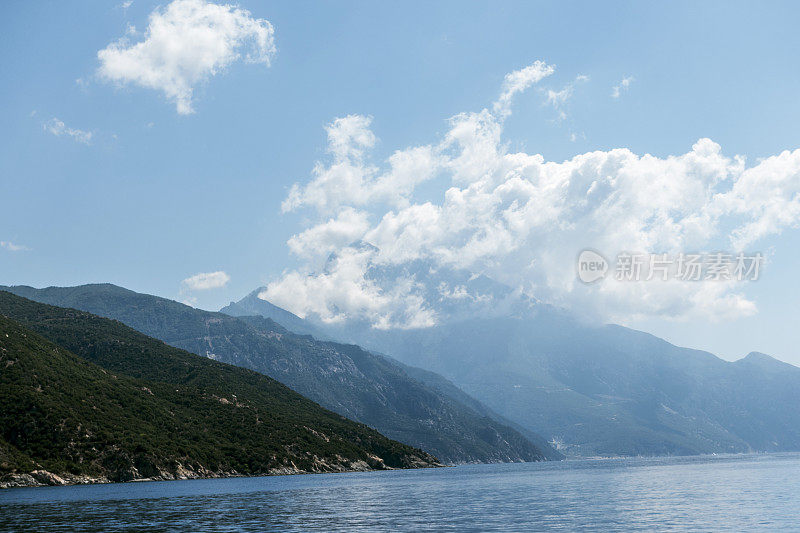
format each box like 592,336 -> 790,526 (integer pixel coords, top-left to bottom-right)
2,1 -> 800,364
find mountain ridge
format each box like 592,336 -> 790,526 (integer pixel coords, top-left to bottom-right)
1,284 -> 556,464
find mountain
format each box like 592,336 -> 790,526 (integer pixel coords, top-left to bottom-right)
308,312 -> 800,457
225,281 -> 800,458
0,292 -> 438,488
1,284 -> 555,464
222,288 -> 327,339
222,287 -> 561,461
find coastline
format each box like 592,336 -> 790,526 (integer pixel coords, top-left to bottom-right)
1,459 -> 444,490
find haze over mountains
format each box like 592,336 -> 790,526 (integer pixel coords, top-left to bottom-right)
224,272 -> 800,458
1,284 -> 555,464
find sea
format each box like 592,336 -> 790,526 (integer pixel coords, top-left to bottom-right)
1,453 -> 799,532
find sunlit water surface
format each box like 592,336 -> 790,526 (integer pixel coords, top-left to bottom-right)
2,453 -> 799,531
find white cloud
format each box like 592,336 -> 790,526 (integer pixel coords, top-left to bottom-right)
180,295 -> 198,307
182,270 -> 230,290
545,86 -> 572,108
287,207 -> 371,260
493,61 -> 555,118
261,246 -> 435,329
611,75 -> 634,98
263,61 -> 800,329
544,74 -> 588,118
716,148 -> 800,248
43,118 -> 92,145
282,115 -> 440,214
97,0 -> 275,114
1,241 -> 31,252
544,86 -> 571,122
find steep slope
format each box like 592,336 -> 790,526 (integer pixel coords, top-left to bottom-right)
395,361 -> 564,461
226,288 -> 562,460
233,315 -> 549,463
1,284 -> 550,464
0,294 -> 438,487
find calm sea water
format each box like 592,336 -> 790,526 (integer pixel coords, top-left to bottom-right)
1,453 -> 799,532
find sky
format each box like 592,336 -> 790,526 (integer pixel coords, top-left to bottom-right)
2,1 -> 800,364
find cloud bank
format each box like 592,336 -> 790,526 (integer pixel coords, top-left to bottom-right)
264,61 -> 800,329
98,0 -> 275,114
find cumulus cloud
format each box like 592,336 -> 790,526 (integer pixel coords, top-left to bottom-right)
716,149 -> 800,249
611,75 -> 634,98
182,270 -> 230,290
282,115 -> 440,214
287,207 -> 372,260
43,118 -> 92,145
262,61 -> 800,329
1,241 -> 31,252
262,245 -> 436,329
98,0 -> 275,114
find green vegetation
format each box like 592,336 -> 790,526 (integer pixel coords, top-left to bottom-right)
0,291 -> 438,485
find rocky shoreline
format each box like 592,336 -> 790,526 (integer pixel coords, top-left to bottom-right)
1,455 -> 441,489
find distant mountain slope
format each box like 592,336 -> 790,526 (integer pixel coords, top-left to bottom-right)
0,293 -> 438,487
395,361 -> 563,461
309,312 -> 800,457
1,284 -> 552,464
222,288 -> 327,338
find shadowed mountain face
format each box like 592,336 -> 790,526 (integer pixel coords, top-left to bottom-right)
0,292 -> 438,486
226,287 -> 800,458
1,284 -> 556,464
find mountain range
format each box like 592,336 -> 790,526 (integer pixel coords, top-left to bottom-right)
1,284 -> 556,464
225,283 -> 800,458
12,278 -> 798,461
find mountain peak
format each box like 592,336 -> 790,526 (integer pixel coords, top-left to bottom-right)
736,351 -> 797,371
743,351 -> 773,360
